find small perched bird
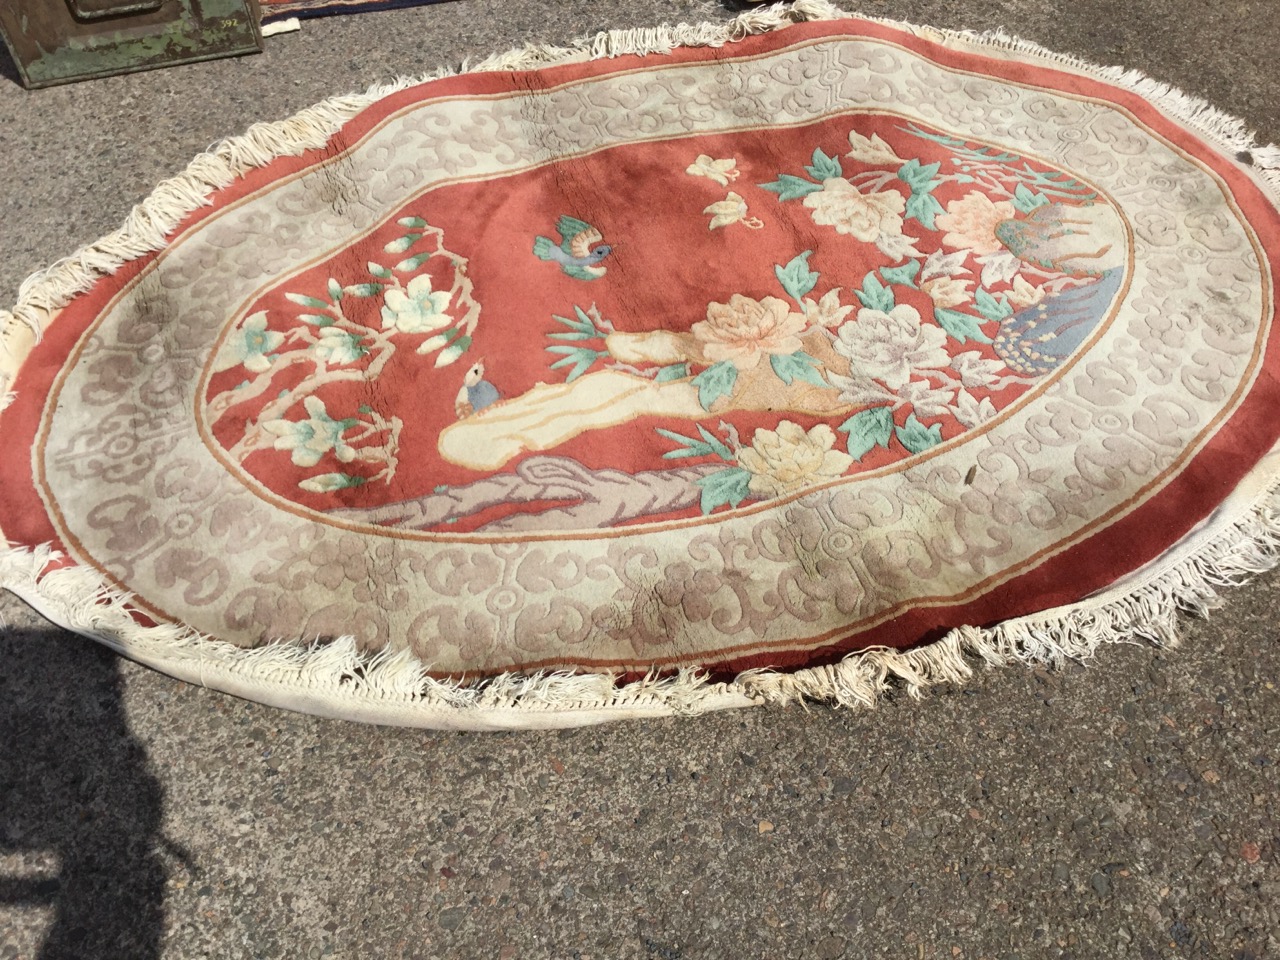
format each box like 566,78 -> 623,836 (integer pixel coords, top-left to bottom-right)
533,215 -> 612,280
455,360 -> 501,419
993,267 -> 1125,376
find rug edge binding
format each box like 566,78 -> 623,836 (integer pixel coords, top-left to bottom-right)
2,0 -> 1280,728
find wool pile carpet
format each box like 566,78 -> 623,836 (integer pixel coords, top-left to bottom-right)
3,2 -> 1279,728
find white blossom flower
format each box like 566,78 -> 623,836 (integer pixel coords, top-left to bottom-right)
380,275 -> 452,335
833,304 -> 950,391
803,178 -> 906,242
262,395 -> 357,468
949,350 -> 1007,388
846,131 -> 904,166
311,327 -> 367,367
737,421 -> 855,498
685,155 -> 740,187
954,389 -> 998,428
922,276 -> 974,309
692,295 -> 808,371
703,192 -> 762,230
215,311 -> 284,373
921,248 -> 971,282
802,289 -> 855,329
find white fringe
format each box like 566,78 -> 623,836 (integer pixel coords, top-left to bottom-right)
2,1 -> 1280,726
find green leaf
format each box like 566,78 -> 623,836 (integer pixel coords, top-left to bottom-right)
656,428 -> 713,459
327,278 -> 343,301
935,308 -> 993,344
691,360 -> 738,411
974,288 -> 1013,322
397,216 -> 427,228
759,174 -> 824,201
769,351 -> 828,388
905,191 -> 945,230
357,404 -> 374,415
695,424 -> 734,461
895,413 -> 943,455
367,262 -> 393,279
548,331 -> 599,342
1013,183 -> 1050,213
297,313 -> 335,327
393,253 -> 433,273
343,283 -> 385,298
837,406 -> 894,460
855,272 -> 895,312
655,362 -> 690,382
804,148 -> 842,181
298,472 -> 368,494
695,466 -> 753,515
286,292 -> 331,310
551,312 -> 597,336
774,250 -> 819,302
880,260 -> 921,289
896,158 -> 942,191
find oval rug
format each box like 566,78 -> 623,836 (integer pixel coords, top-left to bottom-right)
3,1 -> 1280,729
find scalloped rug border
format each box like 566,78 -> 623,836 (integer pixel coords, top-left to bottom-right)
2,0 -> 1280,729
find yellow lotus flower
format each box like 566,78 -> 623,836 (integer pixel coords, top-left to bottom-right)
803,178 -> 906,243
692,295 -> 808,371
686,154 -> 740,187
738,421 -> 856,498
703,192 -> 763,230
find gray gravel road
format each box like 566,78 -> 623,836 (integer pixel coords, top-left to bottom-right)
2,2 -> 1279,958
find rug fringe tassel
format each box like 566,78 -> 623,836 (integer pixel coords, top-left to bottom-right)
3,1 -> 1280,726
4,474 -> 1280,726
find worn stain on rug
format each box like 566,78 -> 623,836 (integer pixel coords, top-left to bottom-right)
2,2 -> 1279,728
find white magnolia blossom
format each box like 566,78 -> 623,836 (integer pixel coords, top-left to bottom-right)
921,248 -> 971,282
686,154 -> 739,187
826,370 -> 898,409
381,275 -> 452,335
261,396 -> 357,468
703,192 -> 762,230
737,421 -> 856,499
802,289 -> 855,329
949,350 -> 1007,388
954,389 -> 998,428
846,131 -> 904,166
1006,274 -> 1048,309
311,327 -> 366,367
978,250 -> 1022,288
898,378 -> 956,419
922,276 -> 973,309
833,304 -> 950,391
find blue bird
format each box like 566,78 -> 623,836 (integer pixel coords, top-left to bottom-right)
993,268 -> 1124,376
533,215 -> 612,280
455,360 -> 501,419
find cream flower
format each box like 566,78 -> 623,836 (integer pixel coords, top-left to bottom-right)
921,276 -> 974,309
802,178 -> 906,243
262,396 -> 357,468
802,289 -> 855,329
834,304 -> 950,391
954,389 -> 998,428
703,192 -> 762,230
380,275 -> 452,335
738,421 -> 855,498
846,131 -> 904,167
686,155 -> 740,187
692,295 -> 808,371
949,350 -> 1006,388
936,192 -> 1017,254
311,327 -> 367,367
215,311 -> 284,374
1006,274 -> 1047,309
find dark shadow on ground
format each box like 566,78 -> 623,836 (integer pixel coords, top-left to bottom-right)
0,620 -> 170,959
